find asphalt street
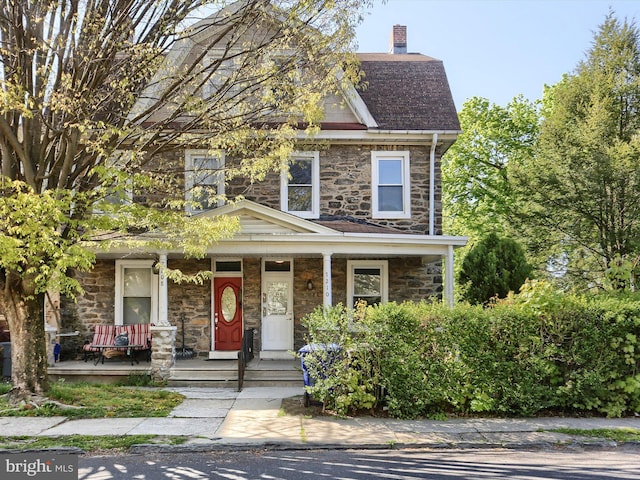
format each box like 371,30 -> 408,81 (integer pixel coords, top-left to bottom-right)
78,447 -> 640,480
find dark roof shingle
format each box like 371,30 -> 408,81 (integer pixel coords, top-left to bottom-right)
314,216 -> 403,234
356,53 -> 460,131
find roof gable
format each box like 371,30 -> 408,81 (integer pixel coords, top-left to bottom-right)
196,200 -> 338,235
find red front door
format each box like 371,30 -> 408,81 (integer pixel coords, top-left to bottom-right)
214,277 -> 243,351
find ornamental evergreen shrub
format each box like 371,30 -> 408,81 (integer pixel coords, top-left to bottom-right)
458,233 -> 532,304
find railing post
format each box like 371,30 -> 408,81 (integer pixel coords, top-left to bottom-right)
237,328 -> 254,391
237,350 -> 245,392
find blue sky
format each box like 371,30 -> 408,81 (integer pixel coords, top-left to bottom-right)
356,0 -> 640,110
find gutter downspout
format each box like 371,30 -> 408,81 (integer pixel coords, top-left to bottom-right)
429,133 -> 438,236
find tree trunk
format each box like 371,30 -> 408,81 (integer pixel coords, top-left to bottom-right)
0,286 -> 49,403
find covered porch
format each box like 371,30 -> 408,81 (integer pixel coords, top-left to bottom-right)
83,200 -> 466,383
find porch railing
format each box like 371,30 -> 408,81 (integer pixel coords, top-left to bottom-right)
237,328 -> 254,391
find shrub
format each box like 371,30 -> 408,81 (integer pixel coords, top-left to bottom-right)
300,304 -> 376,415
458,233 -> 532,304
299,286 -> 640,419
366,302 -> 432,418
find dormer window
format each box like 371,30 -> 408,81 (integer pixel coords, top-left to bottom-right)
185,150 -> 225,213
372,151 -> 411,219
281,151 -> 319,219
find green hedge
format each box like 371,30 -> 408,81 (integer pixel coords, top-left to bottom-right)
300,281 -> 640,418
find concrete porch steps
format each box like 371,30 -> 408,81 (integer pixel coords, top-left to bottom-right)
167,357 -> 302,388
47,356 -> 303,388
168,360 -> 236,387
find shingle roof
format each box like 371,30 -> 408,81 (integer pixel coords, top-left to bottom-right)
314,216 -> 403,234
356,53 -> 460,131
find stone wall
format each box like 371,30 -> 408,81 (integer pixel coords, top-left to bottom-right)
147,143 -> 444,234
227,144 -> 441,234
66,259 -> 213,357
292,258 -> 323,349
71,260 -> 116,339
167,259 -> 211,357
132,150 -> 184,208
389,257 -> 443,302
65,253 -> 442,358
242,258 -> 262,351
330,259 -> 348,307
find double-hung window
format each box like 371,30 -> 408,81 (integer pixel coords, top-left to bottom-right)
372,151 -> 411,219
281,151 -> 319,219
185,150 -> 225,213
347,260 -> 388,308
115,260 -> 158,325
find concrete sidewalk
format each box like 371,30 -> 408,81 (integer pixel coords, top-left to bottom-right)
1,387 -> 639,451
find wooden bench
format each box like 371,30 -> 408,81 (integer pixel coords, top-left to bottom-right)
83,324 -> 152,364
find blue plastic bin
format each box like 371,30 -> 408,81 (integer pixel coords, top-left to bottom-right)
298,343 -> 341,406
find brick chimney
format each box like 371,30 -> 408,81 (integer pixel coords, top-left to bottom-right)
389,25 -> 407,54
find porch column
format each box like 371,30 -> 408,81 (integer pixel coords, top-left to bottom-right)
322,253 -> 333,306
444,245 -> 455,307
150,252 -> 175,383
150,325 -> 176,382
158,253 -> 169,326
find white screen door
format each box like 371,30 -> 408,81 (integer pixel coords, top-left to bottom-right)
262,270 -> 293,351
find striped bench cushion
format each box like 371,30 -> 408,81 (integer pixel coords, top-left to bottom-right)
83,325 -> 116,352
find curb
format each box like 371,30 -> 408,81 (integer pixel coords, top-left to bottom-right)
3,439 -> 640,455
128,438 -> 640,454
0,447 -> 85,455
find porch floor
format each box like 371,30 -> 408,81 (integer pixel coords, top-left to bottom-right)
47,355 -> 302,387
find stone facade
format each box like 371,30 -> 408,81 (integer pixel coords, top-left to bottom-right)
228,144 -> 443,234
62,141 -> 446,359
64,255 -> 441,358
133,143 -> 444,235
70,260 -> 116,339
292,258 -> 323,350
241,258 -> 262,351
150,325 -> 177,382
167,259 -> 211,357
389,257 -> 443,301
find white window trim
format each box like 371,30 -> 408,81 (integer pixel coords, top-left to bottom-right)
114,259 -> 158,326
280,151 -> 320,219
371,150 -> 411,219
185,149 -> 226,213
346,260 -> 388,309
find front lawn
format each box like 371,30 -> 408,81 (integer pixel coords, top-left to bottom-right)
0,381 -> 184,418
0,435 -> 186,453
551,428 -> 640,443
